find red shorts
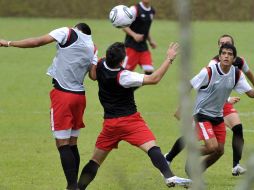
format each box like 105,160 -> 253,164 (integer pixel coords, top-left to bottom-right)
124,48 -> 153,71
50,89 -> 86,131
196,121 -> 226,143
223,102 -> 237,117
96,112 -> 156,151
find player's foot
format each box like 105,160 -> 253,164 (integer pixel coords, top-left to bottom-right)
165,176 -> 192,188
232,164 -> 247,176
164,153 -> 171,165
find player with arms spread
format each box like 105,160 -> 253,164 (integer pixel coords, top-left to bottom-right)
77,42 -> 192,189
0,23 -> 97,190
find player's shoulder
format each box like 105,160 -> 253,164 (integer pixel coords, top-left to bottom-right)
235,56 -> 245,63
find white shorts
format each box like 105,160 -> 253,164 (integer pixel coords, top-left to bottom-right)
53,129 -> 80,139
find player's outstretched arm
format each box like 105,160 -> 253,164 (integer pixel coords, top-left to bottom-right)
0,34 -> 55,48
143,42 -> 179,85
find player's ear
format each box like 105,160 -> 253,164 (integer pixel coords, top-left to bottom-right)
233,57 -> 236,62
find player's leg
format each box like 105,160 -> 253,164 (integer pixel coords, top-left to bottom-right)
224,112 -> 246,175
69,136 -> 80,177
78,116 -> 119,190
165,136 -> 185,164
122,47 -> 139,71
50,89 -> 80,190
139,50 -> 154,74
140,140 -> 174,178
70,94 -> 86,177
55,136 -> 78,190
78,148 -> 110,190
139,140 -> 192,188
201,142 -> 224,172
123,112 -> 191,187
196,121 -> 219,155
201,121 -> 225,172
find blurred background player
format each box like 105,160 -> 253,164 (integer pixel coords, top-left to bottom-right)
122,0 -> 157,74
78,42 -> 192,189
0,23 -> 97,190
165,34 -> 254,176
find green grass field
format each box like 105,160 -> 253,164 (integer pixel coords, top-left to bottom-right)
0,18 -> 254,190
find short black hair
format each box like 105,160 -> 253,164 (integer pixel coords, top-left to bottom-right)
106,42 -> 126,68
219,43 -> 237,58
218,34 -> 234,45
75,23 -> 91,35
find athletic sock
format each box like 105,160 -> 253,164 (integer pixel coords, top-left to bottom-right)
166,136 -> 185,162
58,145 -> 78,189
70,145 -> 80,176
78,160 -> 100,190
232,124 -> 244,167
147,146 -> 174,178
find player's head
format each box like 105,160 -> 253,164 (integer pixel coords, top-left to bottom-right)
219,43 -> 237,58
74,23 -> 91,35
218,34 -> 234,47
142,0 -> 151,3
106,42 -> 126,68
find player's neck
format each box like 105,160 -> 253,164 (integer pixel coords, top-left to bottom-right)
220,63 -> 231,74
141,2 -> 150,8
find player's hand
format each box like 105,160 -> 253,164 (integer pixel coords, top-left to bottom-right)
149,40 -> 157,49
133,33 -> 144,42
228,97 -> 240,104
167,42 -> 179,61
0,39 -> 9,47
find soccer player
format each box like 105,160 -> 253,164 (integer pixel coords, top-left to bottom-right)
77,42 -> 192,189
165,34 -> 254,176
122,0 -> 156,74
208,34 -> 254,175
176,44 -> 254,176
0,23 -> 97,190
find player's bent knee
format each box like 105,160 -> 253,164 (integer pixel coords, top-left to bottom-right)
232,124 -> 243,138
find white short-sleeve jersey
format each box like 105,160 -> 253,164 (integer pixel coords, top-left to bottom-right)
49,27 -> 69,45
118,70 -> 144,88
192,63 -> 252,117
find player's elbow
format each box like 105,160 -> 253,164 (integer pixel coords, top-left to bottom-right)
246,89 -> 254,98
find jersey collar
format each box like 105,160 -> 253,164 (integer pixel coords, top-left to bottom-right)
139,2 -> 151,11
103,61 -> 121,71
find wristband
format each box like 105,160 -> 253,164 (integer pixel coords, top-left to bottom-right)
7,41 -> 11,47
168,58 -> 174,63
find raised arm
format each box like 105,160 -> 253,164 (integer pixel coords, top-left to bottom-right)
0,34 -> 55,48
142,42 -> 179,85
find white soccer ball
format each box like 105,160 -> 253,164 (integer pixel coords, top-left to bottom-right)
109,5 -> 134,28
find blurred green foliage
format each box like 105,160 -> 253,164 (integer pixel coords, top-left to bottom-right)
0,0 -> 253,20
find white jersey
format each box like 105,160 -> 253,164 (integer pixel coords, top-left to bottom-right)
47,27 -> 97,92
191,63 -> 252,117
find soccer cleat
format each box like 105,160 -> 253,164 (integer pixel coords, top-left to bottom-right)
164,153 -> 171,165
232,164 -> 247,176
165,176 -> 192,188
